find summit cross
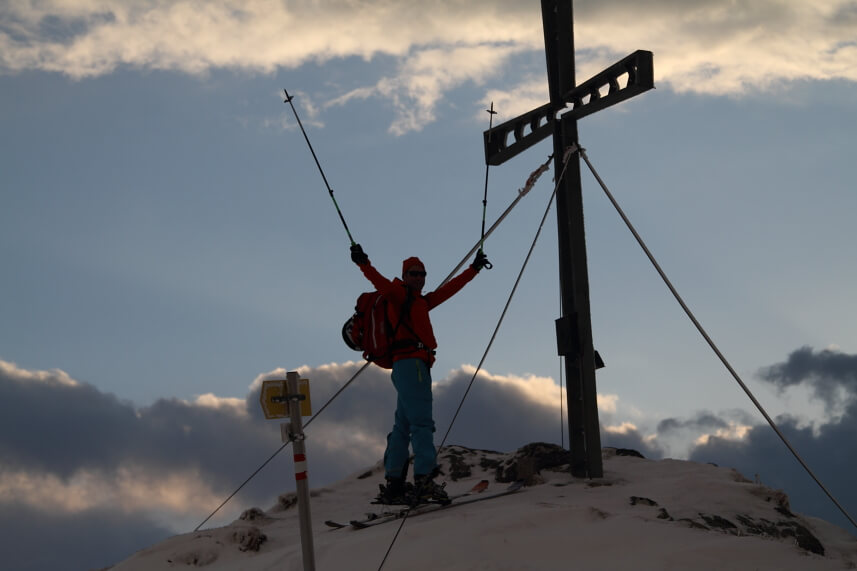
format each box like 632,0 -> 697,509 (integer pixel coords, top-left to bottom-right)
484,0 -> 654,478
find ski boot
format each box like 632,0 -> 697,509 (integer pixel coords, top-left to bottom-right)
413,473 -> 449,505
374,477 -> 414,505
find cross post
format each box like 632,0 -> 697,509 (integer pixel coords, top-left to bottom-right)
484,0 -> 654,478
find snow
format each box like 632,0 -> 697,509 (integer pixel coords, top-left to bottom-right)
109,445 -> 857,570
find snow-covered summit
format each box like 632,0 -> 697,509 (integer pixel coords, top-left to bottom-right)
109,444 -> 857,570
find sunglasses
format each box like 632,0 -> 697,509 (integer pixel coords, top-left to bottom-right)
407,270 -> 427,277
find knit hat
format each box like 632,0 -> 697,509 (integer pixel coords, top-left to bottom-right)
402,256 -> 425,277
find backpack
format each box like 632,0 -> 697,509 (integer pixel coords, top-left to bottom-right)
342,291 -> 418,369
342,291 -> 398,369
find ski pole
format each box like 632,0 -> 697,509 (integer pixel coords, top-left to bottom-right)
284,89 -> 356,245
478,102 -> 497,269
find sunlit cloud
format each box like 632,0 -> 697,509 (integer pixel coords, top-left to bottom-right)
453,365 -> 565,409
0,465 -> 220,520
598,393 -> 619,414
693,422 -> 754,446
604,421 -> 638,435
0,359 -> 77,387
192,393 -> 247,415
2,1 -> 854,135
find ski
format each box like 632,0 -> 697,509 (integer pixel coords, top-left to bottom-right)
325,510 -> 395,529
349,480 -> 523,530
326,479 -> 489,530
370,477 -> 490,507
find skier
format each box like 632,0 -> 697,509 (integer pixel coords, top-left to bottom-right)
350,243 -> 490,504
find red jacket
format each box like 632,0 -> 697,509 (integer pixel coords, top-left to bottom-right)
359,262 -> 478,366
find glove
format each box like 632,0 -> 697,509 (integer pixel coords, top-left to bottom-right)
471,249 -> 492,272
350,243 -> 369,265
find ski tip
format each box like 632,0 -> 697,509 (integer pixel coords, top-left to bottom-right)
507,480 -> 526,492
324,520 -> 346,529
472,479 -> 490,492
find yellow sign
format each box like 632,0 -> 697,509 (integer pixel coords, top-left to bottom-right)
260,378 -> 312,419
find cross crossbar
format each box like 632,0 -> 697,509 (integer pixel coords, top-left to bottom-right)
484,50 -> 654,166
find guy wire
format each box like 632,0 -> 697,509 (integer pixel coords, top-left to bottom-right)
577,146 -> 857,531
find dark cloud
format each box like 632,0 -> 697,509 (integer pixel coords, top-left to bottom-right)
1,360 -> 602,570
758,346 -> 857,410
13,349 -> 857,570
0,361 -> 398,571
0,363 -> 280,495
657,412 -> 731,434
689,404 -> 857,533
656,409 -> 755,442
601,427 -> 665,459
433,370 -> 563,451
688,347 -> 857,533
432,368 -> 664,459
0,503 -> 171,571
0,368 -> 137,476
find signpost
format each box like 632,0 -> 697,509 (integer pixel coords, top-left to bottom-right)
260,371 -> 315,571
260,377 -> 312,419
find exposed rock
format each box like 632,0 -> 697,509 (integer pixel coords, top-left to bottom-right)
700,513 -> 738,531
168,549 -> 219,567
239,507 -> 268,522
679,518 -> 711,531
630,496 -> 659,507
441,447 -> 474,481
167,534 -> 221,567
233,526 -> 267,552
734,514 -> 825,556
615,448 -> 645,459
494,442 -> 572,484
274,492 -> 297,511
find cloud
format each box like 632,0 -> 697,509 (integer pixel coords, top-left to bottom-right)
2,1 -> 856,134
431,365 -> 664,458
0,502 -> 171,571
758,346 -> 857,412
0,359 -> 398,569
686,347 -> 857,531
689,405 -> 857,532
0,358 -> 653,537
657,409 -> 756,447
330,43 -> 528,135
5,350 -> 855,568
0,0 -> 539,79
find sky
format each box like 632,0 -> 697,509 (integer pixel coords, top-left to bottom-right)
1,0 -> 856,569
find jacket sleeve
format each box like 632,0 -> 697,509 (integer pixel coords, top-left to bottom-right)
358,262 -> 399,298
424,266 -> 478,310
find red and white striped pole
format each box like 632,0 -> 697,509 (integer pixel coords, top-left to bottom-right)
286,371 -> 315,571
293,453 -> 308,481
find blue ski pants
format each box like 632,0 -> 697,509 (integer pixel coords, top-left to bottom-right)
384,357 -> 437,479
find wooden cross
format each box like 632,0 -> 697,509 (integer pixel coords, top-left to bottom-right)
484,0 -> 654,478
